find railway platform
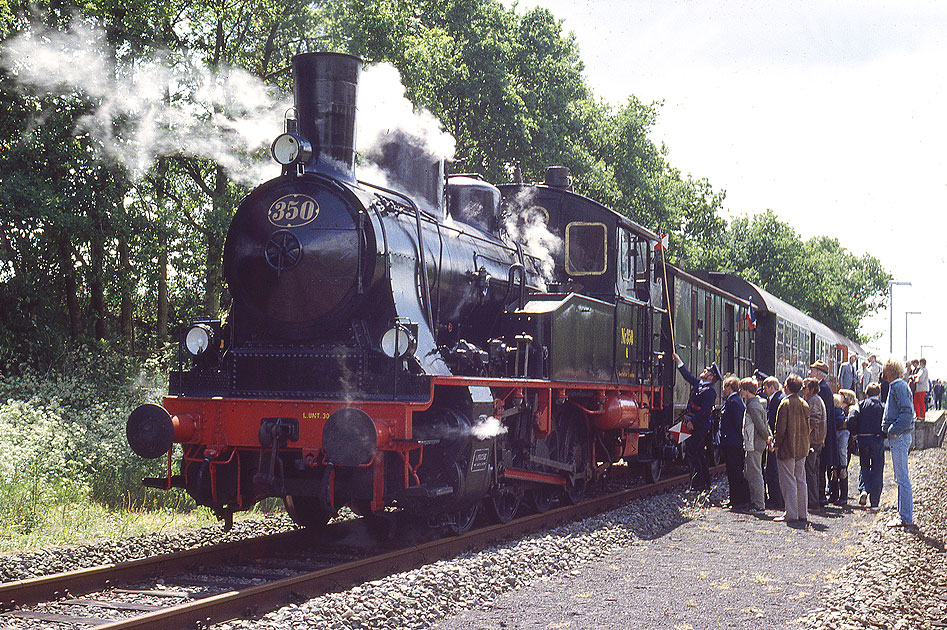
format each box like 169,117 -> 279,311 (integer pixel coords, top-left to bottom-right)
915,409 -> 946,449
433,446 -> 947,630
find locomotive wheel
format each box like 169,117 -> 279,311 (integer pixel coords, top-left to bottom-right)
488,486 -> 521,523
564,476 -> 586,505
528,486 -> 556,513
283,495 -> 334,529
644,457 -> 664,484
556,406 -> 590,505
447,502 -> 480,535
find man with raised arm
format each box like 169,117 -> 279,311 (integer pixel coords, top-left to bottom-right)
672,351 -> 721,492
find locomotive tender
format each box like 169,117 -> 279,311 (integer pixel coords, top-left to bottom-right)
127,52 -> 670,532
126,52 -> 864,531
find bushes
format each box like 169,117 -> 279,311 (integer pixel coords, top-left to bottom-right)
0,345 -> 194,536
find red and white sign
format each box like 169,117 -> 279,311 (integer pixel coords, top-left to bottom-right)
669,421 -> 692,444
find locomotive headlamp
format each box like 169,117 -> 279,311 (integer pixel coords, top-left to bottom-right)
381,324 -> 417,359
271,132 -> 312,165
185,324 -> 215,356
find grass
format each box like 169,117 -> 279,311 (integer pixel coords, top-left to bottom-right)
0,502 -> 223,553
0,347 -> 274,555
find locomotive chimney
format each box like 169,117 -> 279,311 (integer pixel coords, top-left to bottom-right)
292,52 -> 362,183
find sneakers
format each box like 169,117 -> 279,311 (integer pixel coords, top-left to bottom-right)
869,506 -> 880,513
887,517 -> 906,528
858,491 -> 868,506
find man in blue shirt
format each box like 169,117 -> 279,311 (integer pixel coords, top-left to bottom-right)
673,352 -> 721,492
849,382 -> 885,510
881,358 -> 915,527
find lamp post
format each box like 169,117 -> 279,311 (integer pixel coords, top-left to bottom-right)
905,311 -> 922,362
889,280 -> 912,355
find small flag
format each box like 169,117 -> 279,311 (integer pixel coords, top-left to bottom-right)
745,302 -> 757,331
669,421 -> 691,444
655,233 -> 670,251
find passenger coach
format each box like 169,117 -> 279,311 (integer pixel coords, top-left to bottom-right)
690,272 -> 865,384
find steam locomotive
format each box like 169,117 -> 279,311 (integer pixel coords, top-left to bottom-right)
126,52 -> 863,532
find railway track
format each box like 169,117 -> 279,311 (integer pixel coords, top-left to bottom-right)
0,468 -> 713,629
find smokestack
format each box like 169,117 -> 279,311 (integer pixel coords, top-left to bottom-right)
292,52 -> 362,183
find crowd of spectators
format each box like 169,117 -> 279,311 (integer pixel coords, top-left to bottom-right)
673,352 -> 925,529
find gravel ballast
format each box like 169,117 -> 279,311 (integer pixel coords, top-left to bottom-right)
0,448 -> 943,629
221,447 -> 947,630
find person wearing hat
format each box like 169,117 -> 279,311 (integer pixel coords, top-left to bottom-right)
809,360 -> 836,505
672,351 -> 720,491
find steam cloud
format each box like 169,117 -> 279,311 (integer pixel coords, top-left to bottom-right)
470,415 -> 507,440
1,20 -> 289,186
355,63 -> 456,211
502,187 -> 562,286
418,414 -> 508,442
356,63 -> 455,164
2,21 -> 457,196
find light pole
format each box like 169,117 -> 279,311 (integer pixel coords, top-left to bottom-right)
889,280 -> 912,355
905,311 -> 922,362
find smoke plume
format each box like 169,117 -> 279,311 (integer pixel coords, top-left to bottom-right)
2,20 -> 288,186
356,63 -> 455,165
502,187 -> 562,286
3,21 -> 458,201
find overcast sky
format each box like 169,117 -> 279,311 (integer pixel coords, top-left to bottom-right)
510,0 -> 947,375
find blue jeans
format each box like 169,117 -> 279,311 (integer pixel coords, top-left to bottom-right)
888,431 -> 913,523
857,436 -> 885,507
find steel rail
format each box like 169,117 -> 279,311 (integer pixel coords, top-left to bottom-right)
0,465 -> 720,628
96,468 -> 707,629
0,528 -> 312,611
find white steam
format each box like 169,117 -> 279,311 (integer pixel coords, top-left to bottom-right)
2,20 -> 288,185
471,415 -> 508,440
356,63 -> 455,164
419,414 -> 508,442
502,187 -> 562,286
3,22 -> 458,199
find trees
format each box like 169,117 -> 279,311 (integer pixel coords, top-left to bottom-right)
0,0 -> 889,367
717,210 -> 889,341
0,0 -> 325,365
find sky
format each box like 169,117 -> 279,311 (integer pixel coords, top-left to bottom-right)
509,0 -> 947,376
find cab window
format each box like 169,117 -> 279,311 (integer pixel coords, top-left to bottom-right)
565,222 -> 607,276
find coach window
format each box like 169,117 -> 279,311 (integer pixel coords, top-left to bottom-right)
566,222 -> 607,276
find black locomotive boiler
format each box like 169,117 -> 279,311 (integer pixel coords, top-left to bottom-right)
126,52 -> 673,532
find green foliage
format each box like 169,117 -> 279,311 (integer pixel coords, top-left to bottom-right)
713,210 -> 890,341
0,346 -> 193,535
